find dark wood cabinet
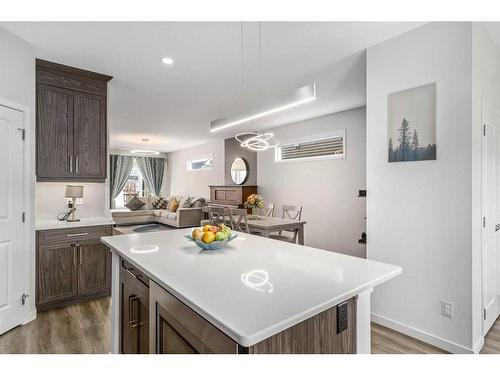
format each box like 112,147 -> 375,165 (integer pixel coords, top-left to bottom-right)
36,59 -> 112,182
72,92 -> 107,179
37,243 -> 78,305
149,281 -> 238,354
208,185 -> 257,208
36,225 -> 113,311
36,85 -> 74,179
77,239 -> 111,296
120,260 -> 149,354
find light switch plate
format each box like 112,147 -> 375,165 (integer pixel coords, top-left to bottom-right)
441,300 -> 453,318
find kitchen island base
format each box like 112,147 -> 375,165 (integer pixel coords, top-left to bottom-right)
104,229 -> 399,355
111,253 -> 371,354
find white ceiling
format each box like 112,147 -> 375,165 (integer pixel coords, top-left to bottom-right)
2,22 -> 424,152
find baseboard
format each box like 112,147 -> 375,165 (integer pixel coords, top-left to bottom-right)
371,313 -> 474,354
473,336 -> 484,354
23,309 -> 36,325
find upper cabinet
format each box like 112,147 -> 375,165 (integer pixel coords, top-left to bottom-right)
36,59 -> 112,182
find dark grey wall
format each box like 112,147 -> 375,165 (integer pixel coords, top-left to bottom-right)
224,137 -> 257,185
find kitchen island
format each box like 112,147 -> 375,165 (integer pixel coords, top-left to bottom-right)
101,228 -> 401,354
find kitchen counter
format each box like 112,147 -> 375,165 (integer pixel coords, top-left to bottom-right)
36,216 -> 114,231
102,228 -> 401,352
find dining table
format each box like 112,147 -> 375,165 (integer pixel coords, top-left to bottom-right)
201,214 -> 306,245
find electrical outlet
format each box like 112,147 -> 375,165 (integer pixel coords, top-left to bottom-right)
441,300 -> 453,318
66,198 -> 84,206
337,302 -> 348,333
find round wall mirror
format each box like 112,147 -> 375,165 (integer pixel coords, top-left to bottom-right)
230,157 -> 249,185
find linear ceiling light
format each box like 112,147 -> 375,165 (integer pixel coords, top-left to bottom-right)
210,83 -> 316,133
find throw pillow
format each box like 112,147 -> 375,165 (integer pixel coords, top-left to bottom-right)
169,198 -> 179,212
168,197 -> 179,211
152,197 -> 167,209
125,196 -> 145,211
181,197 -> 191,208
190,198 -> 206,207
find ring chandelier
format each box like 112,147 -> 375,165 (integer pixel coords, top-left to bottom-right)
235,132 -> 279,152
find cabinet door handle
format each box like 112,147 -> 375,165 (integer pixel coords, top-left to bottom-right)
75,156 -> 79,174
125,268 -> 138,280
69,156 -> 73,173
78,243 -> 82,265
129,295 -> 139,328
72,246 -> 77,266
66,232 -> 88,238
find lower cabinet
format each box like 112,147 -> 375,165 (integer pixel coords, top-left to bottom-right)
149,281 -> 239,354
36,225 -> 112,311
120,261 -> 149,354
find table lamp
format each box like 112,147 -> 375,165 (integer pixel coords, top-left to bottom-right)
65,185 -> 84,222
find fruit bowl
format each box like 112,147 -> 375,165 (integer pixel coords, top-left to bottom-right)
185,233 -> 238,250
186,224 -> 238,250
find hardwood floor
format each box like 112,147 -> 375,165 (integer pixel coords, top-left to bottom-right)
371,323 -> 446,354
0,297 -> 110,354
0,297 -> 499,354
481,316 -> 500,354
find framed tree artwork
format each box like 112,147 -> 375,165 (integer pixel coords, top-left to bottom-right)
388,83 -> 437,162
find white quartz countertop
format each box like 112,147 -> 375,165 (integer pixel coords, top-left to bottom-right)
36,217 -> 115,231
102,228 -> 401,347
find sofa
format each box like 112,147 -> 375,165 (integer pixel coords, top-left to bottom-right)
111,195 -> 205,228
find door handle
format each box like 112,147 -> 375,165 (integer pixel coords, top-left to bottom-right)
128,295 -> 139,328
69,156 -> 73,173
75,156 -> 79,174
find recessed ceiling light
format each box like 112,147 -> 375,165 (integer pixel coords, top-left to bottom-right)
130,150 -> 160,156
161,57 -> 174,65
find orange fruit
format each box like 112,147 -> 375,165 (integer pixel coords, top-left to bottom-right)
203,224 -> 212,232
202,231 -> 215,243
209,226 -> 219,233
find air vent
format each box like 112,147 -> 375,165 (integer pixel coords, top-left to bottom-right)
275,133 -> 345,162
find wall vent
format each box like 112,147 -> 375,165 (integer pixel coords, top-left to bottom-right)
275,132 -> 345,162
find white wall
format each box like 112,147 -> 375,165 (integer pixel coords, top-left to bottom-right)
258,107 -> 366,257
167,140 -> 225,199
367,23 -> 474,352
471,23 -> 500,350
35,182 -> 107,220
0,27 -> 36,318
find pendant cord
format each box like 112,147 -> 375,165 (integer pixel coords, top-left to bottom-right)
240,21 -> 244,104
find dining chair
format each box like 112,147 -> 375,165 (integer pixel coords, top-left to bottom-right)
258,203 -> 275,217
228,208 -> 249,233
269,205 -> 303,243
207,206 -> 226,226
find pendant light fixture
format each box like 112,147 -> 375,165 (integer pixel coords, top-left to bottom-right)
210,22 -> 316,134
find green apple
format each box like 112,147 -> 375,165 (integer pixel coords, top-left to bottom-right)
214,231 -> 227,241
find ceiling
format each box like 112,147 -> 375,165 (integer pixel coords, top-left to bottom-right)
2,22 -> 424,152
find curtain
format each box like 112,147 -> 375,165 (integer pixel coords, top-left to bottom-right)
135,156 -> 165,197
109,155 -> 134,209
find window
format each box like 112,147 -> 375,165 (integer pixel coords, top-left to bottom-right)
114,159 -> 146,208
187,155 -> 213,171
275,131 -> 345,162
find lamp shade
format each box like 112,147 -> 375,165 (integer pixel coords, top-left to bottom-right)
65,185 -> 84,198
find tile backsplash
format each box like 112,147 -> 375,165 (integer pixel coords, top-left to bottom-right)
36,182 -> 108,220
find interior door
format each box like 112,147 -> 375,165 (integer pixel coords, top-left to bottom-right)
0,105 -> 26,335
482,105 -> 500,335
